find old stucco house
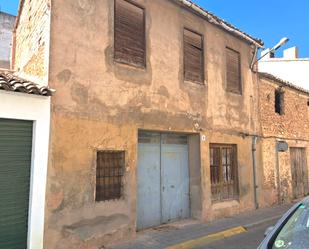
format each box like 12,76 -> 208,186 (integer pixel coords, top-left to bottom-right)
258,72 -> 309,207
8,0 -> 274,248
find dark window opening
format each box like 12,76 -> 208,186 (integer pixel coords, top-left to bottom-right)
226,47 -> 242,94
114,0 -> 146,67
269,51 -> 275,58
307,100 -> 309,107
210,144 -> 239,202
183,29 -> 204,84
95,151 -> 125,202
275,89 -> 284,115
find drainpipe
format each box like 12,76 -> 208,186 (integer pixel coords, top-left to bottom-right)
252,136 -> 259,209
275,142 -> 281,204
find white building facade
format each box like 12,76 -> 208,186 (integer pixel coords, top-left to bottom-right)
259,46 -> 309,91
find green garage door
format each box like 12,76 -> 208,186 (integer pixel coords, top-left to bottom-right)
0,119 -> 33,249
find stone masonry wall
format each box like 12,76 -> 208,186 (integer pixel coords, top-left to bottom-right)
0,12 -> 15,69
14,0 -> 50,84
259,76 -> 309,140
259,76 -> 309,207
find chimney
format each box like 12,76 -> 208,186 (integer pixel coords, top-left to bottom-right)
261,48 -> 275,60
283,46 -> 299,59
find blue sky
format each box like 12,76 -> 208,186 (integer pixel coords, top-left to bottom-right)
1,0 -> 308,57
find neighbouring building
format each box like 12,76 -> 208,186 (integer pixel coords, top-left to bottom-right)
258,72 -> 309,207
0,70 -> 53,249
259,46 -> 309,91
0,11 -> 15,68
9,0 -> 281,248
0,2 -> 53,249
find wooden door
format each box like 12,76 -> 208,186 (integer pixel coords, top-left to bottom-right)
290,148 -> 308,199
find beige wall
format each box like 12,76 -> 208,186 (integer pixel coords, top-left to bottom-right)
13,0 -> 261,248
259,77 -> 309,207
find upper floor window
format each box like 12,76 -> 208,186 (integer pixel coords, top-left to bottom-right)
183,29 -> 204,84
210,144 -> 239,202
275,89 -> 284,115
226,47 -> 242,94
114,0 -> 146,68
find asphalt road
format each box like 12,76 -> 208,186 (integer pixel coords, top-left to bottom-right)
194,220 -> 274,249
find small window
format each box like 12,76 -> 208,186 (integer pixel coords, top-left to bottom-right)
114,0 -> 146,67
210,144 -> 239,202
226,47 -> 242,94
96,151 -> 125,202
183,29 -> 204,83
275,89 -> 284,115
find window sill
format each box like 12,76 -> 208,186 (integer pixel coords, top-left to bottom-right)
184,80 -> 206,87
211,199 -> 240,210
114,59 -> 146,71
226,90 -> 243,96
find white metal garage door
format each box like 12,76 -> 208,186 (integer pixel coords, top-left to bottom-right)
137,132 -> 190,230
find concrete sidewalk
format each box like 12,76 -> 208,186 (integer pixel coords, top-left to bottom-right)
106,203 -> 293,249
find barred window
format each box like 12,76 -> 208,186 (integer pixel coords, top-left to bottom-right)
96,151 -> 125,202
226,47 -> 242,94
114,0 -> 146,67
210,144 -> 239,202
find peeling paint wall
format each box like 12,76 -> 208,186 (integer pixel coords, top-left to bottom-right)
259,77 -> 309,207
14,0 -> 260,248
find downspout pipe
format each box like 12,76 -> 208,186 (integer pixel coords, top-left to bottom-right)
252,136 -> 259,209
275,142 -> 281,204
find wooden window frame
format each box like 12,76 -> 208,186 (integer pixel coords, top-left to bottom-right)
210,144 -> 239,202
114,0 -> 146,68
183,28 -> 205,84
226,47 -> 242,95
95,150 -> 125,202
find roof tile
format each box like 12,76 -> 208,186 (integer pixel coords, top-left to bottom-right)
0,70 -> 54,96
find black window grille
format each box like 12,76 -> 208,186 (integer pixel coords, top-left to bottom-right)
96,151 -> 124,202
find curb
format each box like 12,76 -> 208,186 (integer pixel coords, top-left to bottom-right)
244,214 -> 282,230
165,214 -> 283,249
165,226 -> 247,249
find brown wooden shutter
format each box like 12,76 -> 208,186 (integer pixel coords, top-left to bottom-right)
114,0 -> 146,67
184,29 -> 204,83
226,48 -> 241,94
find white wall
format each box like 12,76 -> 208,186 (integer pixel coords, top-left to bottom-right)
0,90 -> 50,249
259,58 -> 309,91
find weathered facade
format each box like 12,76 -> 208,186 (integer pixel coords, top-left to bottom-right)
258,73 -> 309,207
13,0 -> 268,248
0,11 -> 15,68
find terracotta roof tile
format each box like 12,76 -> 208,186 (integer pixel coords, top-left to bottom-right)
176,0 -> 264,47
0,70 -> 54,96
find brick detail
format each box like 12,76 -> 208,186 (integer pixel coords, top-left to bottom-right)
259,78 -> 309,140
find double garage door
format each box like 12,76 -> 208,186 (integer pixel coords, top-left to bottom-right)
137,132 -> 190,230
0,119 -> 33,249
